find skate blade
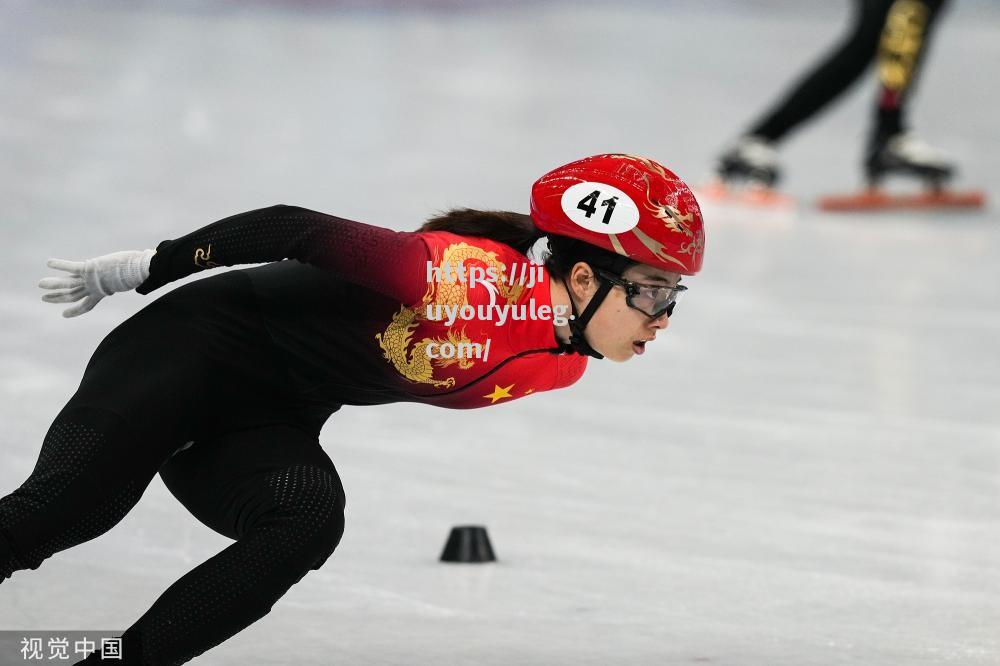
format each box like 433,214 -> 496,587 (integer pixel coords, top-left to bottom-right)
696,180 -> 795,208
818,189 -> 985,212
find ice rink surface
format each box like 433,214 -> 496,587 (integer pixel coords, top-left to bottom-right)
1,1 -> 998,664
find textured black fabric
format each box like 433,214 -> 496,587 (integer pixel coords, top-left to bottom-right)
70,429 -> 346,666
0,406 -> 152,580
1,271 -> 345,665
0,285 -> 233,581
136,204 -> 428,306
120,427 -> 346,666
748,0 -> 947,143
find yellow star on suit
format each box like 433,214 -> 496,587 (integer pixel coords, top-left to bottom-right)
483,384 -> 515,404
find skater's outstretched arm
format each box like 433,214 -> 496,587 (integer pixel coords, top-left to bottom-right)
134,204 -> 430,302
38,250 -> 156,318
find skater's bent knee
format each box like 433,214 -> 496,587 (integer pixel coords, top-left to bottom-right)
257,465 -> 346,570
307,506 -> 345,570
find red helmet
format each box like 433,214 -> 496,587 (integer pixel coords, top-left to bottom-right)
530,154 -> 705,275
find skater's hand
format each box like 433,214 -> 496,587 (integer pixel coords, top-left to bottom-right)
38,249 -> 156,318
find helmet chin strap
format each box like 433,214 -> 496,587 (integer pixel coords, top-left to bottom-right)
558,276 -> 614,360
546,238 -> 635,360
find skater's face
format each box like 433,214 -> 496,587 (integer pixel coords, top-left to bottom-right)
563,263 -> 681,362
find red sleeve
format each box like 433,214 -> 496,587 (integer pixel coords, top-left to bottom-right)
550,355 -> 588,391
135,204 -> 429,304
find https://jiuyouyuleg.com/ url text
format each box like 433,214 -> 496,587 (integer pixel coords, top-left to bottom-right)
421,260 -> 572,362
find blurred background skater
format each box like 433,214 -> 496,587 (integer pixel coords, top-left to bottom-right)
0,154 -> 702,664
707,0 -> 982,209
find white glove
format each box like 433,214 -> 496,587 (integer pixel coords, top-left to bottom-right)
38,249 -> 156,318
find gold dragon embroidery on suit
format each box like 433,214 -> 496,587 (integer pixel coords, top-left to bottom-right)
375,242 -> 525,388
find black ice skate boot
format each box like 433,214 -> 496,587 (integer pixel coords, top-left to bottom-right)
865,131 -> 955,190
715,135 -> 781,188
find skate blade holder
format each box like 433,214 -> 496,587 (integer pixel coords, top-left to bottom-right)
696,179 -> 795,209
818,188 -> 985,212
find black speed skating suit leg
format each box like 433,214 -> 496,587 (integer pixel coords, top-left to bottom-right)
0,270 -> 346,665
749,0 -> 948,143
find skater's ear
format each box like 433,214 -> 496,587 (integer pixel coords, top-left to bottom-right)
566,261 -> 598,302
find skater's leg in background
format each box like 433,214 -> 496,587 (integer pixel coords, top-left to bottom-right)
747,0 -> 893,143
714,0 -> 893,186
86,425 -> 346,665
865,0 -> 955,184
873,0 -> 950,139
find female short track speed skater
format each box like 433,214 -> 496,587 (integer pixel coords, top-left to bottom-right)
712,0 -> 956,200
0,154 -> 705,665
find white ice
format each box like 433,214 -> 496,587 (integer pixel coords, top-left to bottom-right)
0,1 -> 998,664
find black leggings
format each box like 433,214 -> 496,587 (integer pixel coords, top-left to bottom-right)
749,0 -> 949,143
0,271 -> 345,665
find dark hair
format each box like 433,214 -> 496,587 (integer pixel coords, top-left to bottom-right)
419,208 -> 636,280
420,209 -> 542,256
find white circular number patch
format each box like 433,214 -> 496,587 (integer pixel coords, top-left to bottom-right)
560,181 -> 640,234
